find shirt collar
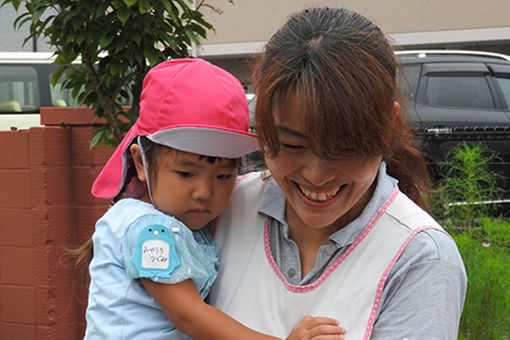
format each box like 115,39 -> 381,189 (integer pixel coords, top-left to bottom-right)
258,161 -> 398,248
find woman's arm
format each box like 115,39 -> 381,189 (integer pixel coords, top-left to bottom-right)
141,278 -> 345,340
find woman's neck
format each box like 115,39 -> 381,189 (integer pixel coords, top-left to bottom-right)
285,206 -> 338,278
285,180 -> 377,278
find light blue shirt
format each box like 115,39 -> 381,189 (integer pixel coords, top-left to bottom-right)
84,199 -> 217,340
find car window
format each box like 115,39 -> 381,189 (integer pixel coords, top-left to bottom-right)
488,64 -> 510,109
397,64 -> 420,99
50,74 -> 83,107
423,75 -> 495,109
0,65 -> 40,113
494,76 -> 510,109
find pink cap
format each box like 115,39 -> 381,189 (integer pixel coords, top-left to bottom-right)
91,58 -> 259,198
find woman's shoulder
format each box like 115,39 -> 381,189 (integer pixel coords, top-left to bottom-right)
407,228 -> 465,268
228,171 -> 270,207
236,170 -> 266,185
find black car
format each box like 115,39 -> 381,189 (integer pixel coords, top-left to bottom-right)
247,50 -> 510,209
396,50 -> 510,205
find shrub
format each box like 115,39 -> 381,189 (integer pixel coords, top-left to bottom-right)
432,142 -> 504,231
432,142 -> 509,339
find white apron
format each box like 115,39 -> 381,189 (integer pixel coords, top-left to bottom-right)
210,172 -> 443,340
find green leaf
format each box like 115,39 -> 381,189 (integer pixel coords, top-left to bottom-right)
32,6 -> 45,24
3,0 -> 21,11
131,31 -> 141,45
160,0 -> 174,14
138,0 -> 151,14
90,129 -> 106,149
175,0 -> 192,13
143,48 -> 160,67
99,34 -> 115,49
184,29 -> 198,44
50,66 -> 66,87
13,13 -> 31,30
116,8 -> 130,25
123,0 -> 137,8
71,16 -> 84,30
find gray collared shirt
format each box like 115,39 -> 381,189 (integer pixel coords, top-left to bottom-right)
258,162 -> 467,339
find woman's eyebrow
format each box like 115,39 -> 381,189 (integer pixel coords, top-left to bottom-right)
276,125 -> 306,138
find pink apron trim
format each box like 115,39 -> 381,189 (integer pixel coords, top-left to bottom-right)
235,173 -> 252,185
263,186 -> 401,293
362,224 -> 446,340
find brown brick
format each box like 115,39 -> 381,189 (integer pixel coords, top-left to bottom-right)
35,281 -> 75,326
0,131 -> 29,169
33,246 -> 75,290
35,325 -> 51,340
76,322 -> 86,340
73,205 -> 107,243
71,166 -> 103,206
1,323 -> 37,340
92,144 -> 115,166
40,206 -> 73,245
0,170 -> 31,208
0,209 -> 32,246
0,286 -> 36,323
30,167 -> 71,206
34,287 -> 51,325
33,251 -> 50,291
0,119 -> 113,340
31,207 -> 73,247
40,107 -> 98,127
71,127 -> 96,165
28,127 -> 71,167
31,209 -> 50,247
48,322 -> 81,340
0,247 -> 35,286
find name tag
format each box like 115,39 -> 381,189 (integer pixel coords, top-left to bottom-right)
131,224 -> 181,277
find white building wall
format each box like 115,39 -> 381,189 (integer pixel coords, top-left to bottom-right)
0,6 -> 53,52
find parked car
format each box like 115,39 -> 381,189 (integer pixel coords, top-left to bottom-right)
396,50 -> 510,208
0,52 -> 82,130
247,50 -> 510,210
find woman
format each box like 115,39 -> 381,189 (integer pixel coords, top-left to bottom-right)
209,7 -> 467,340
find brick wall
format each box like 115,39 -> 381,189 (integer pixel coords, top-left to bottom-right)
0,108 -> 113,340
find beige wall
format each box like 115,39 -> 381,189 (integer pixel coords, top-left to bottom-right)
198,0 -> 510,89
201,0 -> 510,44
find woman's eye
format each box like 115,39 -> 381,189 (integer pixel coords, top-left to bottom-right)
176,171 -> 193,178
217,174 -> 233,180
281,143 -> 304,151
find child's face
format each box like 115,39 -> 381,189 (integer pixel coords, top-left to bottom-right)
142,148 -> 238,230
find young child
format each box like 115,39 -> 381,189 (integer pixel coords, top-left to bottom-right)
84,59 -> 346,340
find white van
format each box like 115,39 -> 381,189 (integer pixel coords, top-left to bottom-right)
0,52 -> 82,130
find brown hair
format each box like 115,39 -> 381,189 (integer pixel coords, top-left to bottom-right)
252,7 -> 431,210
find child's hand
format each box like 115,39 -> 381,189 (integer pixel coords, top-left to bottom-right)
285,315 -> 346,340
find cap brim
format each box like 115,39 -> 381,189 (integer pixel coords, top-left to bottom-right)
91,125 -> 139,198
147,127 -> 260,158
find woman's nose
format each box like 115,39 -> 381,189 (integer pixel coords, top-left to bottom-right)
302,154 -> 337,186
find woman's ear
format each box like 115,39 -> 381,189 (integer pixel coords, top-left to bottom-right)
130,144 -> 147,182
393,101 -> 401,118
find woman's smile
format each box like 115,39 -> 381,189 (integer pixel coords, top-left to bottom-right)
297,183 -> 345,203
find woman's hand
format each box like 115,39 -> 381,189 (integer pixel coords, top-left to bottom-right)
286,315 -> 346,340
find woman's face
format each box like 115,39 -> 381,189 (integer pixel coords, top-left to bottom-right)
264,96 -> 382,233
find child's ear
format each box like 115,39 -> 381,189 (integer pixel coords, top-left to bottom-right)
130,144 -> 147,182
